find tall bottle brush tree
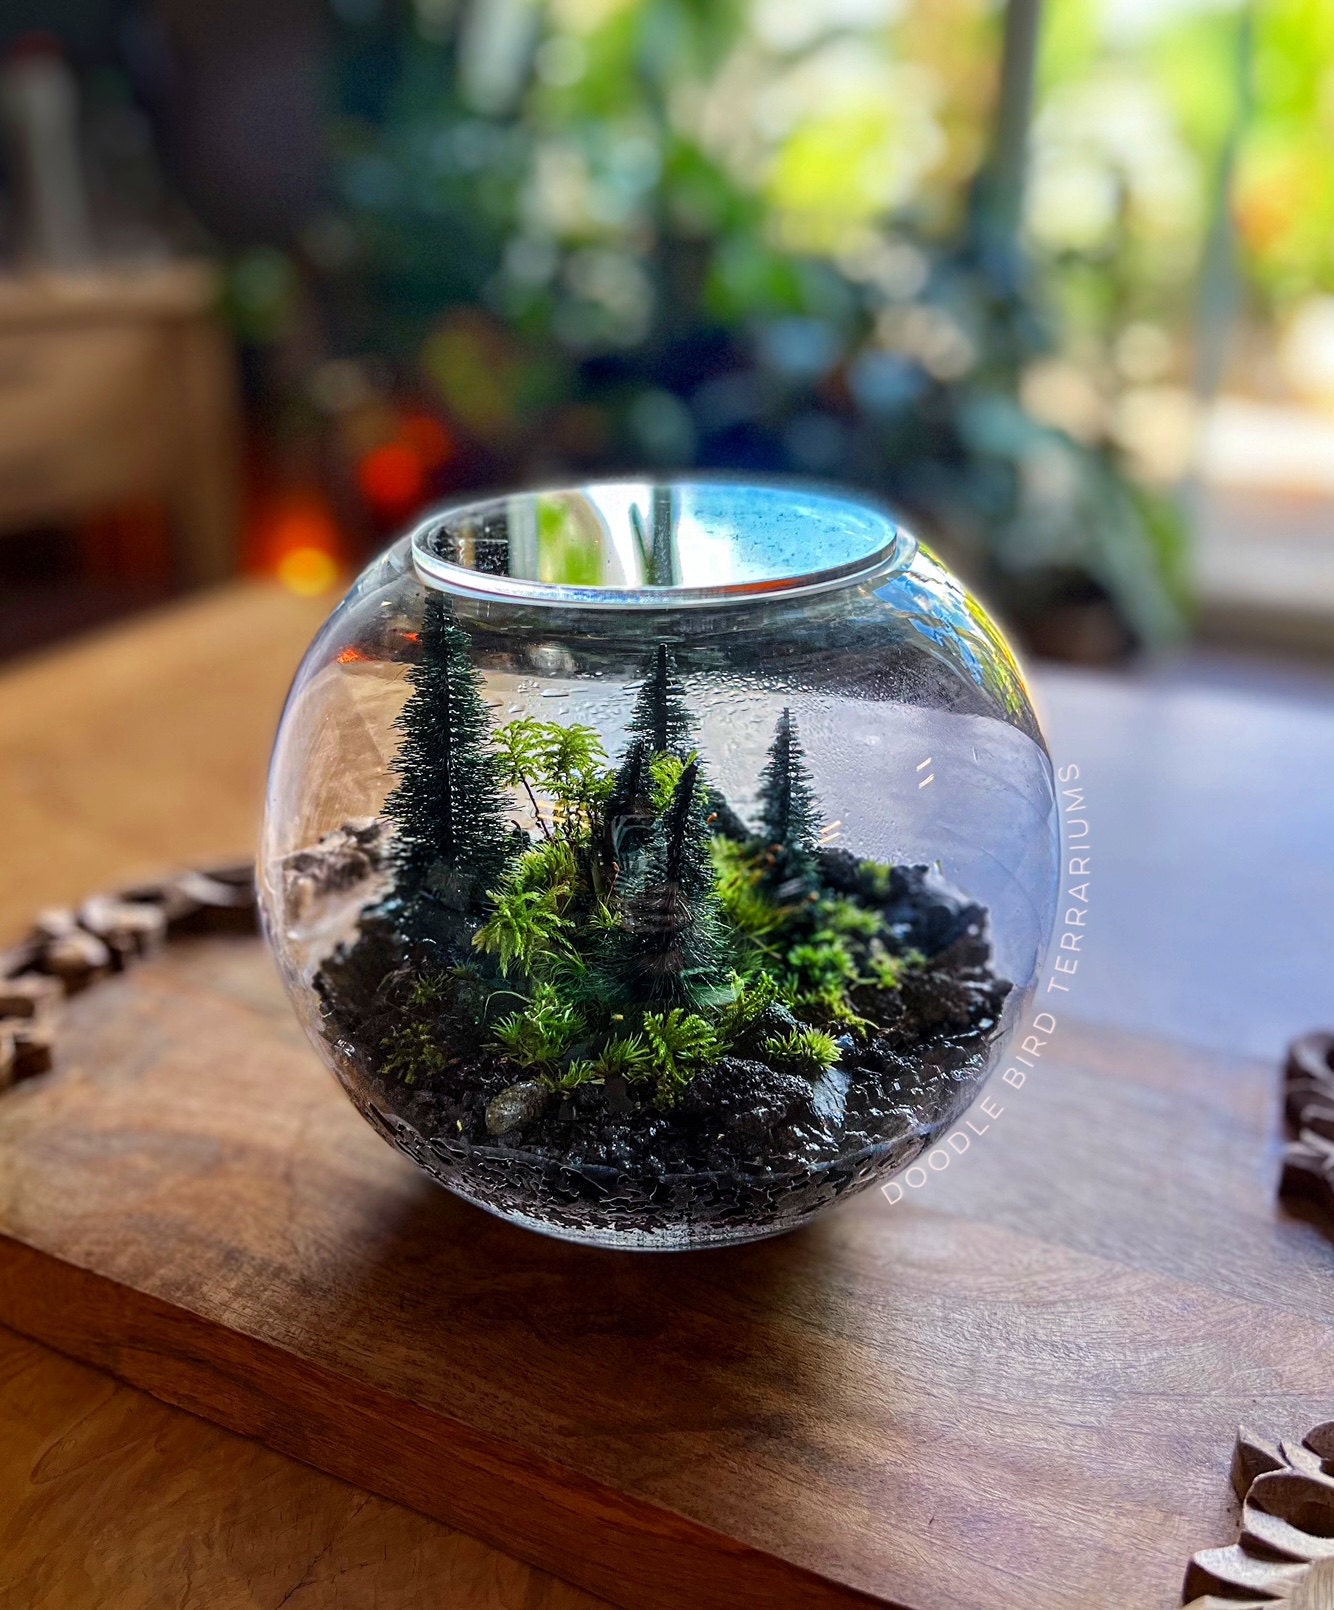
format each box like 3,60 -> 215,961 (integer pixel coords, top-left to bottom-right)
606,735 -> 653,869
626,644 -> 696,759
383,594 -> 514,933
758,708 -> 822,897
616,757 -> 730,1010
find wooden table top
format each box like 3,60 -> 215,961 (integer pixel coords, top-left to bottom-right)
0,582 -> 1329,1609
0,584 -> 604,1610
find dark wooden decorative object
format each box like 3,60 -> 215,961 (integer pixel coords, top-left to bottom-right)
1183,1424 -> 1334,1607
0,862 -> 257,1088
1280,1034 -> 1334,1232
2,921 -> 1333,1610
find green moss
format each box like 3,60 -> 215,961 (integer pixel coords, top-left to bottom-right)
406,970 -> 456,1010
710,837 -> 786,940
545,1060 -> 606,1094
491,983 -> 585,1068
562,1033 -> 654,1089
794,985 -> 870,1037
858,858 -> 893,899
864,944 -> 928,991
816,896 -> 883,939
762,1027 -> 840,1075
786,936 -> 858,991
380,1021 -> 452,1085
473,886 -> 577,977
717,971 -> 779,1042
638,1009 -> 724,1102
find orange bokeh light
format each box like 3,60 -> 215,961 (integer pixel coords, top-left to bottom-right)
358,441 -> 426,516
246,490 -> 347,596
401,412 -> 456,471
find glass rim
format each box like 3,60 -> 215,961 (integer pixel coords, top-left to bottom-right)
408,477 -> 916,610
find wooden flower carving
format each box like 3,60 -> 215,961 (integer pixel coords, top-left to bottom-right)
1280,1033 -> 1334,1230
1183,1424 -> 1334,1607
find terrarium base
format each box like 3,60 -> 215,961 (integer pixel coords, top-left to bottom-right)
1,934 -> 1331,1610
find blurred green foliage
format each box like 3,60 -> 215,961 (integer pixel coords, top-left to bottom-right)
240,0 -> 1324,651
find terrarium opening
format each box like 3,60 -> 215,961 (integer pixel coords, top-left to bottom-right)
410,480 -> 907,608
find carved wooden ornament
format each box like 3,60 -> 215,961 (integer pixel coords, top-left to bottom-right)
1183,1424 -> 1334,1607
0,862 -> 257,1089
1280,1034 -> 1334,1233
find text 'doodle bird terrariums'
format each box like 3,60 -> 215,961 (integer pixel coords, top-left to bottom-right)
261,480 -> 1059,1249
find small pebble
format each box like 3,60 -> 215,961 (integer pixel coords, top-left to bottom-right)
485,1080 -> 550,1137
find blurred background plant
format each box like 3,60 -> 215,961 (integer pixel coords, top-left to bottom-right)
2,0 -> 1332,662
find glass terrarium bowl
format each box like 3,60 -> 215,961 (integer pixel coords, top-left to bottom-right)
260,480 -> 1059,1251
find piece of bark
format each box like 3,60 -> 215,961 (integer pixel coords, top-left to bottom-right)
1302,1106 -> 1334,1145
37,931 -> 112,992
1280,1440 -> 1330,1479
0,975 -> 62,1018
0,861 -> 255,1099
1184,1544 -> 1309,1603
282,826 -> 382,924
1308,1425 -> 1334,1462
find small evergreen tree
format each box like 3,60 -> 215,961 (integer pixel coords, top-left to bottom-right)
615,757 -> 729,1008
606,735 -> 653,869
757,708 -> 822,895
626,644 -> 695,758
384,594 -> 513,931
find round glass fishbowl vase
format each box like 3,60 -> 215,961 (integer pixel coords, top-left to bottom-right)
260,481 -> 1059,1250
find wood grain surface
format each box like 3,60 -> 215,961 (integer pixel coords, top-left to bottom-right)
0,1326 -> 609,1610
0,934 -> 1329,1610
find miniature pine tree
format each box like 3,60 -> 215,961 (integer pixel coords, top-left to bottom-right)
757,708 -> 822,894
615,757 -> 729,1008
383,593 -> 513,927
626,644 -> 695,758
606,735 -> 653,868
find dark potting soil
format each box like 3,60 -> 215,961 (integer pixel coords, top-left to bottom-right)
310,853 -> 1013,1248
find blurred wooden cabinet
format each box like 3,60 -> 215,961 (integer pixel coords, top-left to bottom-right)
0,262 -> 243,583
